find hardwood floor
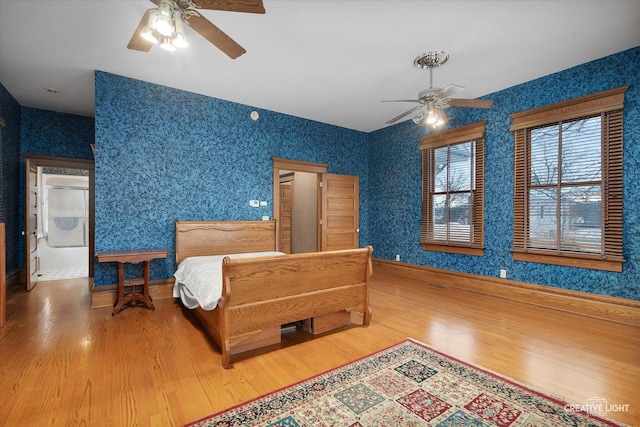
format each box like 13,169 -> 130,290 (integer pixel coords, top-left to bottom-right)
1,273 -> 638,426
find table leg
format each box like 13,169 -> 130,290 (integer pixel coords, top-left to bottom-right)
143,260 -> 155,311
112,263 -> 126,316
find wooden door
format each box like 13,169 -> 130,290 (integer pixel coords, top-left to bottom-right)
320,174 -> 359,251
279,179 -> 293,254
24,159 -> 38,291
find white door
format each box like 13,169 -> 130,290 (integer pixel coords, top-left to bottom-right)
24,159 -> 39,290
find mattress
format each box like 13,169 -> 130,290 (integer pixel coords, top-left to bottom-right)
173,251 -> 285,310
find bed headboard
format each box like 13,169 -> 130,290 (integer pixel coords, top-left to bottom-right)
175,220 -> 278,264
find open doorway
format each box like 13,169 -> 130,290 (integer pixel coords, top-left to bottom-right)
273,158 -> 327,253
279,170 -> 318,254
23,155 -> 94,291
37,168 -> 89,281
272,158 -> 360,253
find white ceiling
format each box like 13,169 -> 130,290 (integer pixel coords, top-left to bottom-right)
1,0 -> 639,133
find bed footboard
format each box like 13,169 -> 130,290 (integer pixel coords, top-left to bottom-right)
218,246 -> 373,368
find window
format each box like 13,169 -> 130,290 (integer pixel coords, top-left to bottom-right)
420,121 -> 486,255
510,86 -> 628,272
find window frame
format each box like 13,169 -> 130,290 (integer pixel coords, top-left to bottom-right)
420,121 -> 487,256
510,86 -> 628,272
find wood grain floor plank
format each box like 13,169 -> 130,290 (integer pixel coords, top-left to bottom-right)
1,273 -> 638,426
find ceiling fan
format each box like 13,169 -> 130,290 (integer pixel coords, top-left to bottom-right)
383,51 -> 494,128
128,0 -> 265,59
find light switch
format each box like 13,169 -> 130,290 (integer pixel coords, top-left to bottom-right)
259,201 -> 267,207
249,200 -> 260,207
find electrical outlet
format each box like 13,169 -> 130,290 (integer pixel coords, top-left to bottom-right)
249,200 -> 259,207
500,269 -> 507,279
395,254 -> 400,261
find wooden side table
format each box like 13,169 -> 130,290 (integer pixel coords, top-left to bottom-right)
96,249 -> 168,316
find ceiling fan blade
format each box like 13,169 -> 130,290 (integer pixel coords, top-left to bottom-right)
127,9 -> 155,52
446,98 -> 494,109
381,99 -> 421,103
190,0 -> 265,13
435,84 -> 464,100
182,10 -> 246,59
386,105 -> 424,124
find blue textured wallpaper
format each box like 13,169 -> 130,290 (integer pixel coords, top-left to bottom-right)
368,46 -> 640,300
0,83 -> 22,273
20,108 -> 95,159
9,46 -> 639,302
94,71 -> 369,285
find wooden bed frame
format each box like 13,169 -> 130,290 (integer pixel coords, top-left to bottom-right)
175,220 -> 373,368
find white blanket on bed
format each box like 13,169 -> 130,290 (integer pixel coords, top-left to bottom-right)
173,252 -> 285,311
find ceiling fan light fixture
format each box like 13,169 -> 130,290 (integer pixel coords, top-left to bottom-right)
425,109 -> 438,125
425,101 -> 439,125
421,101 -> 447,129
155,15 -> 174,37
433,107 -> 447,128
160,36 -> 177,52
154,2 -> 175,37
171,18 -> 188,48
171,32 -> 188,49
140,12 -> 159,43
141,27 -> 159,44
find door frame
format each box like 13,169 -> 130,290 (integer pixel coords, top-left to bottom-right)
22,154 -> 95,289
272,158 -> 328,252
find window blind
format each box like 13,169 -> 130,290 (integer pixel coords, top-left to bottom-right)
420,121 -> 486,255
510,86 -> 627,271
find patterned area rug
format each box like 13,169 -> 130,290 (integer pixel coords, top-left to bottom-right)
186,339 -> 624,427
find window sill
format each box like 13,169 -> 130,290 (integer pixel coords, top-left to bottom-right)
421,243 -> 484,256
510,249 -> 624,272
